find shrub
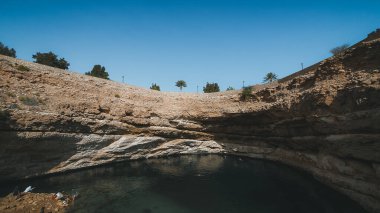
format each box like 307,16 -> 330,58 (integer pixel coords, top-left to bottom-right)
240,87 -> 253,101
226,86 -> 234,91
330,44 -> 350,56
32,52 -> 70,69
17,65 -> 30,72
0,42 -> 16,58
115,94 -> 120,98
6,92 -> 16,97
18,96 -> 40,106
8,103 -> 19,109
150,83 -> 160,91
85,64 -> 109,79
203,82 -> 220,93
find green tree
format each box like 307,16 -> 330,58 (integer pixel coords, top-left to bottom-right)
32,52 -> 70,69
85,65 -> 109,79
263,72 -> 278,83
175,80 -> 187,91
203,82 -> 220,93
150,83 -> 160,91
330,44 -> 350,56
240,86 -> 253,101
0,42 -> 16,58
226,86 -> 234,91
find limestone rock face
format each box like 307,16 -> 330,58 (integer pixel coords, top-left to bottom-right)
1,30 -> 380,212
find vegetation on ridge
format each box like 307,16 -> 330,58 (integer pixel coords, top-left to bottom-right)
226,86 -> 234,91
150,83 -> 161,91
203,82 -> 220,93
175,80 -> 187,91
330,44 -> 350,56
85,65 -> 109,80
240,86 -> 253,101
32,52 -> 70,69
17,65 -> 30,72
263,72 -> 278,83
0,42 -> 16,58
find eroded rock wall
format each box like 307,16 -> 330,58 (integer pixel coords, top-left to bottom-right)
1,30 -> 380,212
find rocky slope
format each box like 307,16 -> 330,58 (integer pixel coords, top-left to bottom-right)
1,29 -> 380,212
0,192 -> 72,213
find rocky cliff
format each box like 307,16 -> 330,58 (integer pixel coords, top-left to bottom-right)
1,30 -> 380,212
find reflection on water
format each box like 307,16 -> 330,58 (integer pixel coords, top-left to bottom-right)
0,155 -> 367,213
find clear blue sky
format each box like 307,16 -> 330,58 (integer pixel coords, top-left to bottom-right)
1,0 -> 379,92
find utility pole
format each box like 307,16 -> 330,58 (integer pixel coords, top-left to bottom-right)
122,76 -> 125,83
301,63 -> 304,70
242,81 -> 245,88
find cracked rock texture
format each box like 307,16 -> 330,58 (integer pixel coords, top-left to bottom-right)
1,30 -> 380,212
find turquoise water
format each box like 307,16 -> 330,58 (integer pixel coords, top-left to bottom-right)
0,155 -> 367,213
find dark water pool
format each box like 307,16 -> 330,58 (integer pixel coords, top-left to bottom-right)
0,155 -> 367,213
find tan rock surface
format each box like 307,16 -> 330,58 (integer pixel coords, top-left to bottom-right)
0,193 -> 72,213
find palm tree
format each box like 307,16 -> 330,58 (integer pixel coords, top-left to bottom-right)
263,72 -> 278,83
175,80 -> 187,91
